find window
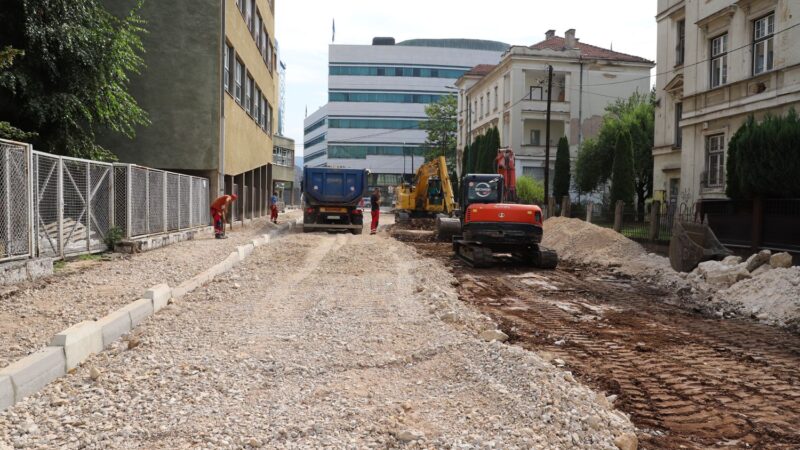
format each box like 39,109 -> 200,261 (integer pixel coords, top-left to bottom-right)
267,102 -> 273,135
710,34 -> 728,88
486,91 -> 491,113
530,130 -> 541,146
255,14 -> 262,49
674,103 -> 682,148
304,149 -> 327,162
245,75 -> 253,115
260,96 -> 266,129
328,91 -> 444,104
530,86 -> 543,100
253,87 -> 261,123
480,97 -> 484,117
328,65 -> 467,79
246,0 -> 254,31
523,167 -> 545,181
234,58 -> 243,104
304,118 -> 326,134
676,20 -> 685,65
327,118 -> 420,129
494,86 -> 498,110
262,29 -> 268,63
705,134 -> 725,187
473,101 -> 477,122
503,74 -> 511,103
304,134 -> 326,149
223,44 -> 232,93
328,146 -> 426,159
753,13 -> 775,75
238,0 -> 245,16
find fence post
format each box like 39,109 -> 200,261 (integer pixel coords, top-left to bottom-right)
561,196 -> 571,218
547,196 -> 556,219
86,161 -> 91,252
57,157 -> 64,258
649,200 -> 661,241
613,200 -> 624,232
162,172 -> 168,233
27,144 -> 34,258
585,201 -> 593,223
188,176 -> 194,228
126,165 -> 132,239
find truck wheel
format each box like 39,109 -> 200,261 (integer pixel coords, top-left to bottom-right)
351,227 -> 364,235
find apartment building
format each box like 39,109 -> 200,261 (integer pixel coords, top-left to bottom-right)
455,30 -> 654,185
102,0 -> 280,210
654,0 -> 800,206
303,38 -> 507,195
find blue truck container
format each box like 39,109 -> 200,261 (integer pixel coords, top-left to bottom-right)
302,167 -> 368,234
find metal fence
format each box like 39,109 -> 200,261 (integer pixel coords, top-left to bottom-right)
1,139 -> 210,262
0,141 -> 31,262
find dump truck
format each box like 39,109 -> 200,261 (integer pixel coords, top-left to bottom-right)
395,156 -> 456,221
302,167 -> 368,234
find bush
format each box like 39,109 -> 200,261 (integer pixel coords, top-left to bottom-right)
517,176 -> 545,205
104,226 -> 124,250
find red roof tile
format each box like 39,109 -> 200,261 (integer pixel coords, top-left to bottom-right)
463,64 -> 497,76
530,36 -> 652,64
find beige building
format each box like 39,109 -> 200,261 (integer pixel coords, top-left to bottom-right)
654,0 -> 800,207
455,30 -> 653,186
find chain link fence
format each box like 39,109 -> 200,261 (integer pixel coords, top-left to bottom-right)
1,138 -> 210,262
0,141 -> 31,262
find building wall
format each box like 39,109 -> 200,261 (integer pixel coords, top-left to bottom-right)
303,41 -> 505,192
654,0 -> 800,205
223,0 -> 277,176
100,0 -> 222,172
459,44 -> 652,187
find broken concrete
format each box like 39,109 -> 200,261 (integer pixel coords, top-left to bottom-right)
745,250 -> 771,272
0,258 -> 54,287
770,252 -> 793,269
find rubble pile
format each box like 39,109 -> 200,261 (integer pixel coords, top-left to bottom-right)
543,217 -> 800,330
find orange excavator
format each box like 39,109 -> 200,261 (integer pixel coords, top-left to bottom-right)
436,147 -> 558,269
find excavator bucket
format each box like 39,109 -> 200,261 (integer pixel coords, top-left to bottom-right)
669,220 -> 732,272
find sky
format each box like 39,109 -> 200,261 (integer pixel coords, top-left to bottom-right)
275,0 -> 658,156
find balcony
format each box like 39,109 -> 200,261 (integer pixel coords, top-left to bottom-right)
519,98 -> 570,119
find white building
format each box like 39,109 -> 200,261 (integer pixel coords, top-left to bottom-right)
455,29 -> 653,187
303,38 -> 507,193
654,0 -> 800,207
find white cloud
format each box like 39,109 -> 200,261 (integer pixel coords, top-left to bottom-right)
276,0 -> 657,154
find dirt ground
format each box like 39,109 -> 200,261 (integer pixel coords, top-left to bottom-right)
400,234 -> 800,450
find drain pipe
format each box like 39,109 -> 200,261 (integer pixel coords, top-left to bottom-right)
218,0 -> 226,195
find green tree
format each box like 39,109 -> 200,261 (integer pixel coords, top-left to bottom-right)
516,176 -> 545,205
422,94 -> 457,171
553,136 -> 571,200
574,90 -> 654,211
0,0 -> 149,160
726,110 -> 800,199
610,130 -> 635,206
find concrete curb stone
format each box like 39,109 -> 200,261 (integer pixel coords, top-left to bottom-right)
0,375 -> 13,411
123,299 -> 154,328
0,347 -> 65,403
96,309 -> 132,348
144,283 -> 171,313
49,321 -> 104,370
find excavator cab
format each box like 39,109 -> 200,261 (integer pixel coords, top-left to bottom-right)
426,176 -> 444,206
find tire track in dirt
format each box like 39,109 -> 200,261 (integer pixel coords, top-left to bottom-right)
406,239 -> 800,450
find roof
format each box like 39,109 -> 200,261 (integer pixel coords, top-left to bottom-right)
529,36 -> 653,64
463,64 -> 497,76
396,38 -> 509,52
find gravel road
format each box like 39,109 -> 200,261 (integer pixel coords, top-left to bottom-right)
0,229 -> 634,449
0,212 -> 300,369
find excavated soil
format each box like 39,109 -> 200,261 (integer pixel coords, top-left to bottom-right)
404,238 -> 800,450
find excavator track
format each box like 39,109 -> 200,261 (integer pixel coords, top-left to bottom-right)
531,246 -> 558,269
454,242 -> 494,268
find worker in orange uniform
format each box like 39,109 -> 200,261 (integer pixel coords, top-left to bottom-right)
370,187 -> 381,235
270,192 -> 279,224
210,194 -> 237,239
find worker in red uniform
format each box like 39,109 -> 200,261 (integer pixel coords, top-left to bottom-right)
210,194 -> 237,239
370,188 -> 381,235
270,192 -> 279,224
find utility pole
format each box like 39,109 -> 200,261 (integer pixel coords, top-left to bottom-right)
544,64 -> 553,204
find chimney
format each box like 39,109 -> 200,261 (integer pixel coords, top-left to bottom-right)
565,29 -> 577,48
545,29 -> 556,39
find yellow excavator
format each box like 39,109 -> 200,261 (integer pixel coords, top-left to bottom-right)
395,155 -> 456,221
